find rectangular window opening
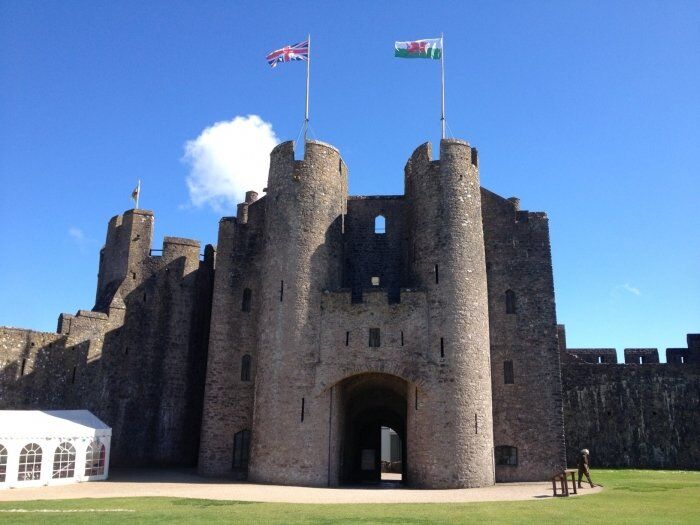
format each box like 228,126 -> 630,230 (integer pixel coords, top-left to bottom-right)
440,337 -> 445,358
503,360 -> 514,384
681,356 -> 686,364
369,328 -> 381,348
301,398 -> 305,422
415,387 -> 418,410
20,358 -> 26,376
242,288 -> 252,312
371,276 -> 380,286
475,413 -> 478,434
495,446 -> 518,466
597,356 -> 603,364
345,331 -> 350,346
280,280 -> 284,302
400,331 -> 404,347
71,366 -> 77,384
435,264 -> 439,284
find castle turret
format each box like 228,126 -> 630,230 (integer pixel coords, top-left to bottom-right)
96,209 -> 154,308
247,140 -> 348,485
404,139 -> 495,487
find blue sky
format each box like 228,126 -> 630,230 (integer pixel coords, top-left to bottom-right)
1,1 -> 698,360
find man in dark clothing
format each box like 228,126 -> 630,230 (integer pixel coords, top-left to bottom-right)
577,448 -> 595,488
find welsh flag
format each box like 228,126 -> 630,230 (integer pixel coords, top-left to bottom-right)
394,38 -> 442,59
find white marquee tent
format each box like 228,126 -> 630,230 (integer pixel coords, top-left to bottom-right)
0,410 -> 111,489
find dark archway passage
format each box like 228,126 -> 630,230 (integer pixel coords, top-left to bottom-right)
337,373 -> 408,485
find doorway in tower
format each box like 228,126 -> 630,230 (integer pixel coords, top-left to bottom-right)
337,373 -> 407,485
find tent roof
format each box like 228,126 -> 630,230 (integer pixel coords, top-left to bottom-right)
0,410 -> 111,440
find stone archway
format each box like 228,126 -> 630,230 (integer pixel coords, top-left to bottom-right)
336,373 -> 408,485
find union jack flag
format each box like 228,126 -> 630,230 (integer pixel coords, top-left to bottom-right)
266,39 -> 309,68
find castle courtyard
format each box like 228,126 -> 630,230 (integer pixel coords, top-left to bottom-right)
0,467 -> 602,504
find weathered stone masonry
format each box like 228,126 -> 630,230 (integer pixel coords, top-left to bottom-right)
1,137 -> 695,486
1,210 -> 214,467
561,330 -> 700,470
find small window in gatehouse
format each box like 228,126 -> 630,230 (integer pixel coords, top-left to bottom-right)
503,360 -> 514,384
505,289 -> 516,314
241,355 -> 251,382
371,276 -> 380,286
369,328 -> 381,348
375,215 -> 386,234
495,445 -> 518,466
242,288 -> 252,312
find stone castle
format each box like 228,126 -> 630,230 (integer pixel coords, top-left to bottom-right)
1,138 -> 697,488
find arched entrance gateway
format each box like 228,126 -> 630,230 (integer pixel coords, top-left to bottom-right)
335,373 -> 408,485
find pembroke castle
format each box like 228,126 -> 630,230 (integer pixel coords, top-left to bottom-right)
1,138 -> 698,488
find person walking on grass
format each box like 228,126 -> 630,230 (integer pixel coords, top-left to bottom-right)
577,448 -> 595,488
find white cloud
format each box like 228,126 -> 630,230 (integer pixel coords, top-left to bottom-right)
611,283 -> 642,298
183,115 -> 279,212
68,226 -> 94,253
68,227 -> 85,241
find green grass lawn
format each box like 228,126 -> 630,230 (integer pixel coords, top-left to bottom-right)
1,470 -> 699,524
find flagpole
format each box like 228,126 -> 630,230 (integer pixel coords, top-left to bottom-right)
136,179 -> 141,210
304,33 -> 311,142
440,33 -> 446,140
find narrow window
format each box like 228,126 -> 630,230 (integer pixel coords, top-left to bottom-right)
18,443 -> 42,481
71,366 -> 77,384
84,441 -> 106,476
345,331 -> 350,346
132,272 -> 136,280
503,360 -> 514,384
20,358 -> 26,376
143,292 -> 147,303
475,413 -> 478,434
495,445 -> 518,466
415,387 -> 418,410
505,289 -> 516,314
638,356 -> 643,364
124,347 -> 129,356
52,442 -> 76,479
241,288 -> 252,312
597,356 -> 603,364
301,398 -> 305,422
681,356 -> 686,364
369,328 -> 381,348
280,281 -> 284,302
232,429 -> 251,469
371,276 -> 380,286
440,337 -> 445,358
435,264 -> 439,284
241,355 -> 251,382
374,215 -> 386,234
400,331 -> 404,346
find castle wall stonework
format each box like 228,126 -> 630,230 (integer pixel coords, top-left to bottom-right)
1,136 -> 695,487
561,331 -> 700,470
0,210 -> 214,468
562,364 -> 700,469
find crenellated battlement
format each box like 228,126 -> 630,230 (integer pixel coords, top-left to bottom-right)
564,333 -> 698,366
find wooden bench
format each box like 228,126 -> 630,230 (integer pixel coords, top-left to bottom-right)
551,468 -> 578,497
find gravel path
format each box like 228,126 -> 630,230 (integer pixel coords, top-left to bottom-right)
0,468 -> 602,504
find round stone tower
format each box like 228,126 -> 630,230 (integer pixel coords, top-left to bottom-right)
248,140 -> 348,486
404,139 -> 494,488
